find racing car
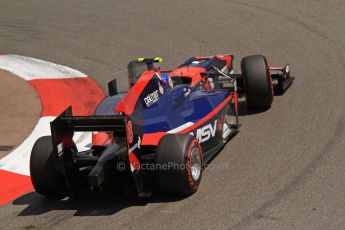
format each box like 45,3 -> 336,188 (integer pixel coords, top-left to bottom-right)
30,54 -> 293,198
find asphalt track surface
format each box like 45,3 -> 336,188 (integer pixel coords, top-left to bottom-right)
0,70 -> 40,158
0,0 -> 345,229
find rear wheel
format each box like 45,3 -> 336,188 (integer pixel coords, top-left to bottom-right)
156,134 -> 203,195
127,60 -> 148,87
30,136 -> 66,198
241,55 -> 273,110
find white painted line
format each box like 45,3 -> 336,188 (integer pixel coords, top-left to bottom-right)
0,117 -> 54,175
74,132 -> 92,152
0,54 -> 86,80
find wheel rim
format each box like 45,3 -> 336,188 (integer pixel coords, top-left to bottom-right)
190,146 -> 202,181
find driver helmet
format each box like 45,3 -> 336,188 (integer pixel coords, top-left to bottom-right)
161,73 -> 173,88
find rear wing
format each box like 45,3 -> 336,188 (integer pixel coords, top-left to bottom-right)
50,106 -> 126,156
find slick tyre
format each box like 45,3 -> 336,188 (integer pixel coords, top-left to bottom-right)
156,134 -> 203,195
30,136 -> 66,198
241,55 -> 274,110
127,60 -> 148,87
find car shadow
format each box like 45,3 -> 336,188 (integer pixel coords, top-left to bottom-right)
12,187 -> 186,216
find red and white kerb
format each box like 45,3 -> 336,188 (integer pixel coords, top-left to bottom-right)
0,54 -> 105,205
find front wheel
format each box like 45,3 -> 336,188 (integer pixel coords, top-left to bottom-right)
241,55 -> 274,110
156,134 -> 203,195
30,136 -> 66,198
127,60 -> 148,87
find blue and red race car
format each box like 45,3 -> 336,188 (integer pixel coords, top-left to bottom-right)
30,54 -> 293,197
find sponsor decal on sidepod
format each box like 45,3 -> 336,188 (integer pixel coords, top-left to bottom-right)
190,120 -> 217,143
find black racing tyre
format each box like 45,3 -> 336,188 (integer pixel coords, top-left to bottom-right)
30,136 -> 66,198
156,134 -> 203,195
127,60 -> 148,87
241,55 -> 273,110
